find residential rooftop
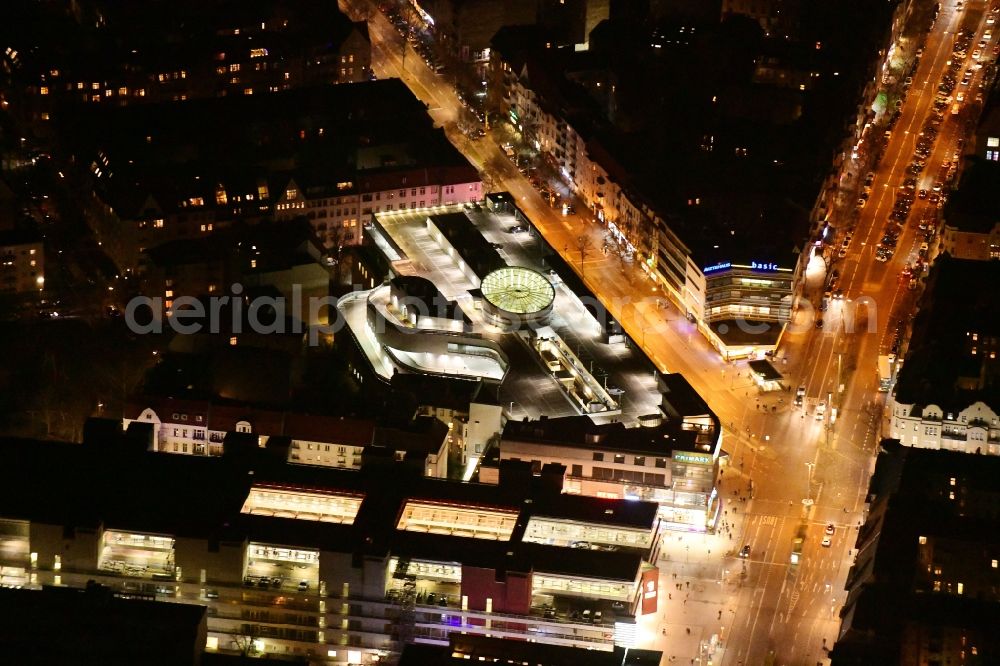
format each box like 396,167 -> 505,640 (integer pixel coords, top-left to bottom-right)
0,583 -> 207,666
0,428 -> 662,582
944,157 -> 1000,234
400,634 -> 663,666
893,256 -> 1000,409
502,414 -> 709,457
833,447 -> 1000,664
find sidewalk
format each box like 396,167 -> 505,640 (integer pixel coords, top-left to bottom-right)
646,472 -> 753,664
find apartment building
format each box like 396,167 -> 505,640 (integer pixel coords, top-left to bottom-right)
890,257 -> 1000,456
720,0 -> 802,38
0,229 -> 44,294
67,81 -> 481,268
122,396 -> 450,477
16,0 -> 372,122
833,446 -> 1000,663
940,159 -> 1000,261
0,431 -> 664,663
489,27 -> 810,358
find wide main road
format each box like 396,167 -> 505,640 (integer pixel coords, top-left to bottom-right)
720,0 -> 993,664
340,0 -> 983,663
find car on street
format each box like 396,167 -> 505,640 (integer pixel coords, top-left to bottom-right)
825,523 -> 835,535
740,544 -> 751,559
507,225 -> 526,234
489,242 -> 503,250
857,198 -> 866,209
816,401 -> 827,420
821,536 -> 832,548
918,189 -> 928,199
795,386 -> 805,406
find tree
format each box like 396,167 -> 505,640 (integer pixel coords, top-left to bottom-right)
230,624 -> 262,657
576,235 -> 594,278
605,234 -> 633,279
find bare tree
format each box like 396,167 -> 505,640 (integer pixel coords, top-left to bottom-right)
230,624 -> 262,658
576,235 -> 595,278
605,234 -> 633,278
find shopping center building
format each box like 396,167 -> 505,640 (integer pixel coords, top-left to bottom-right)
0,427 -> 666,664
336,202 -> 670,438
484,373 -> 722,532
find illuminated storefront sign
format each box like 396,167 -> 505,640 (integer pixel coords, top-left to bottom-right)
640,568 -> 659,615
705,261 -> 788,274
673,452 -> 713,465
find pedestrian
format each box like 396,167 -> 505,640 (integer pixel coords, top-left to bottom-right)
686,581 -> 689,589
669,593 -> 672,600
686,627 -> 691,635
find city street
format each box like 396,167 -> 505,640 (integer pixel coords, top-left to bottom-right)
340,0 -> 986,663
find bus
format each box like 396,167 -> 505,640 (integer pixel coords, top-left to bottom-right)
791,524 -> 807,566
878,354 -> 895,392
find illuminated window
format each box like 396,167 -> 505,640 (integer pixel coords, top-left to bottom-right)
988,137 -> 1000,147
919,536 -> 927,545
229,336 -> 237,346
165,290 -> 173,299
286,188 -> 298,200
153,219 -> 164,228
229,63 -> 240,72
992,559 -> 997,568
39,86 -> 48,95
397,501 -> 519,540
